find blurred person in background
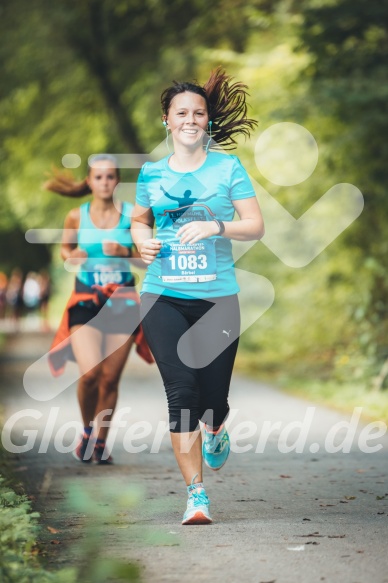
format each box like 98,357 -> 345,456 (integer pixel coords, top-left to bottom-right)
5,268 -> 24,330
45,155 -> 152,465
39,268 -> 52,332
23,271 -> 41,311
0,272 -> 8,320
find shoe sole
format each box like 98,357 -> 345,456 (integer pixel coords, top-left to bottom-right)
182,511 -> 213,525
92,458 -> 113,465
203,451 -> 230,472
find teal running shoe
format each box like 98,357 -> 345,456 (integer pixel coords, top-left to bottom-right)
182,476 -> 212,525
202,425 -> 230,471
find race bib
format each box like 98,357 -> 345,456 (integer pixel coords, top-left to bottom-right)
84,263 -> 124,286
160,240 -> 216,283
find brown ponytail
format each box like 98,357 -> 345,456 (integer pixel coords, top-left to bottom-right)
44,168 -> 91,198
44,154 -> 120,197
203,67 -> 257,149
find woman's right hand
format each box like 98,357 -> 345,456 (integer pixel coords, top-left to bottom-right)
67,248 -> 88,266
139,238 -> 161,265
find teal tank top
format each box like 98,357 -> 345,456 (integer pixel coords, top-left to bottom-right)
76,202 -> 134,287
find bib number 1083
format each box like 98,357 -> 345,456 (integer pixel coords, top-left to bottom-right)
160,239 -> 216,283
168,254 -> 207,271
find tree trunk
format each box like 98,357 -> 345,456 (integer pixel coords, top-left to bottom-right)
90,60 -> 143,154
372,357 -> 388,392
66,0 -> 144,154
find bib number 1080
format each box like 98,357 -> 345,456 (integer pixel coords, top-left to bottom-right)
168,254 -> 208,271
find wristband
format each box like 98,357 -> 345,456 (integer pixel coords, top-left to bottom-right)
213,219 -> 225,236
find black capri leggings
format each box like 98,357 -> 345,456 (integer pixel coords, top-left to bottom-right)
140,292 -> 240,433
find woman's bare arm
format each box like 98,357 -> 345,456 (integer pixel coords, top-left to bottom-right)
131,204 -> 161,265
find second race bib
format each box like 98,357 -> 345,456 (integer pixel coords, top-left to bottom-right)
84,263 -> 124,287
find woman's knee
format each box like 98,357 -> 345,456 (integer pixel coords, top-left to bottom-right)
99,369 -> 120,394
80,367 -> 100,389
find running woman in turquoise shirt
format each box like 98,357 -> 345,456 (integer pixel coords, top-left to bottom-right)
132,68 -> 265,524
46,155 -> 147,464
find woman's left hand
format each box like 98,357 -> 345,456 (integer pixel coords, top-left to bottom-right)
177,221 -> 219,245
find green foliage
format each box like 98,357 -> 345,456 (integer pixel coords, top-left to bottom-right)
0,424 -> 144,583
290,0 -> 388,381
57,479 -> 182,582
0,0 -> 270,270
0,472 -> 147,582
0,476 -> 77,583
278,378 -> 388,425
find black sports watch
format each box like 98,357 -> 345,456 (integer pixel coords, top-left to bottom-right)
213,219 -> 225,236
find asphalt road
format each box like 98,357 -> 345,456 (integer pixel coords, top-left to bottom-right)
1,331 -> 388,583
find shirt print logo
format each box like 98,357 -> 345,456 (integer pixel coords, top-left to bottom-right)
158,184 -> 217,228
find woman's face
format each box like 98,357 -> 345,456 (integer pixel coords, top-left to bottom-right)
166,91 -> 209,149
87,160 -> 119,200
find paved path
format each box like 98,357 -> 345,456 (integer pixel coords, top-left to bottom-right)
1,332 -> 388,583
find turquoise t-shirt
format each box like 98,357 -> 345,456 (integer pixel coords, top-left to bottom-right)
136,152 -> 255,299
77,202 -> 134,287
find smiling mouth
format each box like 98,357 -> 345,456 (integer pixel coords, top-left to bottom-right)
181,128 -> 199,135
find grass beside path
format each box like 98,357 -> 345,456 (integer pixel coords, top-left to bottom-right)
0,437 -> 142,583
0,410 -> 77,583
278,377 -> 388,424
236,356 -> 388,424
0,464 -> 77,583
0,332 -> 143,583
0,453 -> 142,583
